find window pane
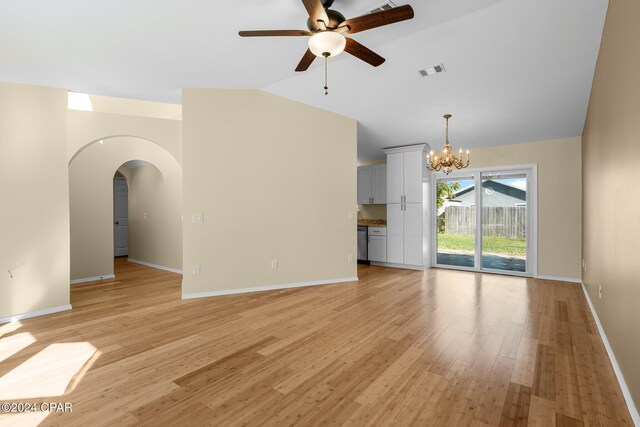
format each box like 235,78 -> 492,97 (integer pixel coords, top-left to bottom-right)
436,177 -> 475,268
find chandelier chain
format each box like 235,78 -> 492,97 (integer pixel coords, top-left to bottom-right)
445,116 -> 449,145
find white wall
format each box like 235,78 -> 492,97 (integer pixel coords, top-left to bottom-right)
182,89 -> 357,297
0,82 -> 70,320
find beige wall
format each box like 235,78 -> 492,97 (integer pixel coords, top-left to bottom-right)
128,164 -> 183,271
469,137 -> 582,280
582,0 -> 640,411
69,137 -> 182,280
67,110 -> 182,164
0,82 -> 70,320
182,89 -> 357,296
86,94 -> 182,120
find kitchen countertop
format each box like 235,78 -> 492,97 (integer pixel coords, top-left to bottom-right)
357,219 -> 387,227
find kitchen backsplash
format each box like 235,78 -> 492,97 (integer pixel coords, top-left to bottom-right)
357,204 -> 387,220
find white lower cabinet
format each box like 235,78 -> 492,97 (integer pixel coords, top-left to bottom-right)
368,236 -> 387,262
386,203 -> 423,266
403,204 -> 423,266
386,204 -> 404,264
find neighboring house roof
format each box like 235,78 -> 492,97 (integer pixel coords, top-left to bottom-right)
453,179 -> 526,201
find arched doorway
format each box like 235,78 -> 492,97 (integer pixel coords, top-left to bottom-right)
68,137 -> 182,284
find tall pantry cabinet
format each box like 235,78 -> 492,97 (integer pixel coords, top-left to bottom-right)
383,144 -> 430,268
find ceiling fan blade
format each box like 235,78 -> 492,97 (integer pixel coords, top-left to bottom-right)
239,30 -> 312,37
344,38 -> 386,67
301,0 -> 330,26
296,49 -> 317,72
341,4 -> 414,34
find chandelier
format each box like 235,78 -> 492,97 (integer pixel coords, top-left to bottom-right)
426,114 -> 470,175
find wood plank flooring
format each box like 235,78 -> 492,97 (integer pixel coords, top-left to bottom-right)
0,259 -> 633,426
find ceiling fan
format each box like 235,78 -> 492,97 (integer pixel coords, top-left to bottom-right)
239,0 -> 415,93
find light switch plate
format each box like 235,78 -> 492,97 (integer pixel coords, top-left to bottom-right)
192,265 -> 201,276
271,259 -> 278,269
192,213 -> 203,224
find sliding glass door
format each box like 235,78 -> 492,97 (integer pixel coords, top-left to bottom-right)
434,167 -> 534,276
481,172 -> 528,273
436,176 -> 476,268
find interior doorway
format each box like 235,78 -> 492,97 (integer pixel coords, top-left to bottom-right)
113,174 -> 129,257
432,165 -> 537,277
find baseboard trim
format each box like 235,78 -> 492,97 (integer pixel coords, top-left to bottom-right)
127,258 -> 183,274
370,262 -> 426,271
581,282 -> 640,425
70,274 -> 116,285
182,276 -> 359,300
535,274 -> 582,284
0,304 -> 73,325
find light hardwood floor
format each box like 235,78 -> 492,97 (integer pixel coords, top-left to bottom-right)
0,259 -> 633,426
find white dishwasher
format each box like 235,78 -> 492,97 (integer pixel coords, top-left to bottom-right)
367,226 -> 387,262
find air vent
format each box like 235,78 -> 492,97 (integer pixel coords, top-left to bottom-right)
418,63 -> 446,77
369,1 -> 397,14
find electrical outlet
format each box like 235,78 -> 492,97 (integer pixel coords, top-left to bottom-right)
348,211 -> 355,221
598,284 -> 602,299
192,265 -> 201,276
192,213 -> 203,224
582,259 -> 587,272
271,259 -> 278,270
143,212 -> 148,220
348,255 -> 355,264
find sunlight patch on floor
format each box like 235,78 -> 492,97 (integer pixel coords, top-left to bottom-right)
0,332 -> 36,364
0,342 -> 98,400
0,321 -> 22,338
0,410 -> 50,426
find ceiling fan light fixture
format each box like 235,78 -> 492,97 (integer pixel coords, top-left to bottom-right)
308,31 -> 346,57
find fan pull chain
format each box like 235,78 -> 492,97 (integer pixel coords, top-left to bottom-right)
323,53 -> 329,95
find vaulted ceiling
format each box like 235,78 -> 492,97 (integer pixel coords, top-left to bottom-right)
0,0 -> 608,160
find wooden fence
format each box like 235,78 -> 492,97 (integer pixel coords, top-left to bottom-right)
443,206 -> 526,239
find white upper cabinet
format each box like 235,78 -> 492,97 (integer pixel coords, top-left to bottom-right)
357,164 -> 387,205
385,148 -> 427,204
357,167 -> 373,205
403,151 -> 424,203
386,153 -> 404,204
372,164 -> 387,204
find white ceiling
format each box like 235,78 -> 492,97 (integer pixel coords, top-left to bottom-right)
0,0 -> 608,160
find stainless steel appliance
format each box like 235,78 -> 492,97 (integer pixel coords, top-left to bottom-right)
357,226 -> 368,261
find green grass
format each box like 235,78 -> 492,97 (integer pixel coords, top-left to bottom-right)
437,234 -> 526,256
